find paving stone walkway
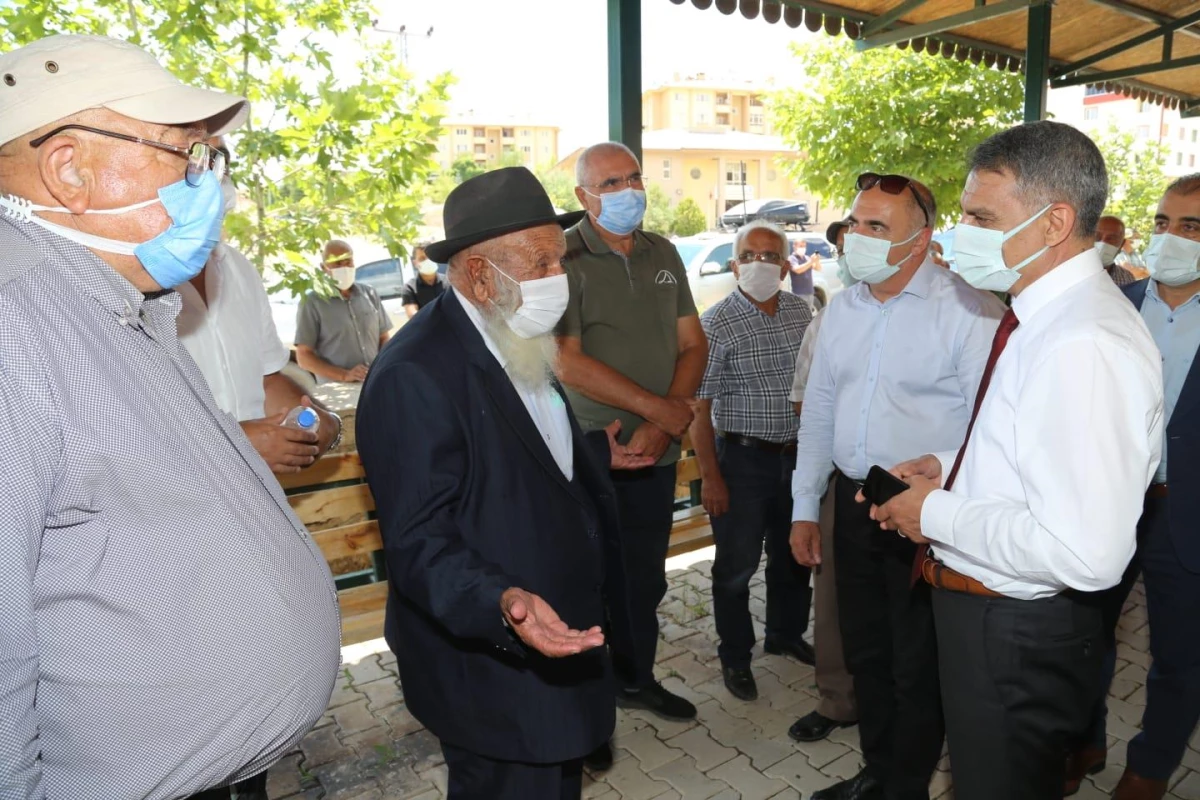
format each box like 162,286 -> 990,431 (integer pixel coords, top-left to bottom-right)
269,547 -> 1200,800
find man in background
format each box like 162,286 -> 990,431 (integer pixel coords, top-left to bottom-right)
787,237 -> 819,304
402,243 -> 449,317
1096,214 -> 1139,287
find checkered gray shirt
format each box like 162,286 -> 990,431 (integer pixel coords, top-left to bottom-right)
0,218 -> 341,800
697,289 -> 812,443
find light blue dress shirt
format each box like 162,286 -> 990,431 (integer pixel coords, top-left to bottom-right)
1140,280 -> 1200,483
792,259 -> 1005,522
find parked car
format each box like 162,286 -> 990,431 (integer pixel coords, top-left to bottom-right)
355,257 -> 408,299
673,231 -> 843,314
720,198 -> 810,231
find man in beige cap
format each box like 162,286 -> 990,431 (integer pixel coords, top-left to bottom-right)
0,35 -> 341,800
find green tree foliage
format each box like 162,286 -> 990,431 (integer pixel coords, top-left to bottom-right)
1,0 -> 451,296
1093,124 -> 1169,243
536,168 -> 582,213
670,198 -> 707,237
642,184 -> 674,235
772,39 -> 1024,230
450,155 -> 486,184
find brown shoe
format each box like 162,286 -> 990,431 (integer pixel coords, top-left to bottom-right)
1113,769 -> 1169,800
1063,746 -> 1105,796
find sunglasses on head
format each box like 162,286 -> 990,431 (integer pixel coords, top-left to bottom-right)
856,172 -> 932,227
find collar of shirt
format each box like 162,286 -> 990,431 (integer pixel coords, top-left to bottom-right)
1145,277 -> 1200,312
1011,247 -> 1103,324
453,286 -> 509,368
576,214 -> 649,257
851,256 -> 938,307
730,285 -> 805,317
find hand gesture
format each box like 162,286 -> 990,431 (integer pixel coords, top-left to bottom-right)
649,396 -> 694,438
500,588 -> 604,657
605,420 -> 656,471
893,454 -> 943,485
701,474 -> 730,517
854,469 -> 939,544
789,521 -> 822,567
626,422 -> 671,464
241,412 -> 320,474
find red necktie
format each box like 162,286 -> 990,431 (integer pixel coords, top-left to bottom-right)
910,308 -> 1020,585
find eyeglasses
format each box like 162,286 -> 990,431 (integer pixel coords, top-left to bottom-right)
737,251 -> 784,264
28,124 -> 227,188
856,172 -> 932,227
585,172 -> 647,193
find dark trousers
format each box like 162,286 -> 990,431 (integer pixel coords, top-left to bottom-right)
933,587 -> 1103,800
833,474 -> 943,799
186,789 -> 231,800
1125,496 -> 1200,779
1084,537 -> 1143,750
442,742 -> 583,800
710,438 -> 812,668
608,464 -> 677,690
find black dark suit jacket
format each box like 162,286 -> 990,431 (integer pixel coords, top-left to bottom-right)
356,289 -> 627,763
1124,279 -> 1200,572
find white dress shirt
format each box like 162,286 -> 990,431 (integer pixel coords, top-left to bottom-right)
921,249 -> 1164,599
177,244 -> 290,421
454,288 -> 574,479
790,309 -> 825,403
792,259 -> 1005,522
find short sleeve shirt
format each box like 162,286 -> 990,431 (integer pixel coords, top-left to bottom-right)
401,274 -> 449,310
294,283 -> 392,382
558,216 -> 697,465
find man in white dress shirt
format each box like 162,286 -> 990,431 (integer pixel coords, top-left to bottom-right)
867,121 -> 1164,800
790,176 -> 1004,800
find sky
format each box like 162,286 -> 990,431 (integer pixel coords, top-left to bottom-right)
362,0 -> 821,155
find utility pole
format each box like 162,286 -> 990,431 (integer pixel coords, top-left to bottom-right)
371,21 -> 434,65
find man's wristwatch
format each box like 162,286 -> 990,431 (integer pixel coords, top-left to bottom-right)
324,410 -> 344,452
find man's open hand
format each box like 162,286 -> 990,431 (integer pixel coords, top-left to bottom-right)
605,420 -> 655,470
627,422 -> 671,463
500,588 -> 604,657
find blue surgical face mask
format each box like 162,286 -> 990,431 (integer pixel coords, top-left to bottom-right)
1,171 -> 226,289
842,229 -> 921,285
585,187 -> 647,236
953,204 -> 1052,293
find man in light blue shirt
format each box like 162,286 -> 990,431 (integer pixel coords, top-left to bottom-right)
788,175 -> 1003,800
1081,174 -> 1200,799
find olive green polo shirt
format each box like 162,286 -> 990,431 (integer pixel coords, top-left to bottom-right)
558,216 -> 698,465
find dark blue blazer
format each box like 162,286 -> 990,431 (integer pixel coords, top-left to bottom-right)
356,289 -> 627,763
1124,279 -> 1200,571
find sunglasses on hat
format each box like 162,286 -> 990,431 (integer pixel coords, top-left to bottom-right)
856,173 -> 932,228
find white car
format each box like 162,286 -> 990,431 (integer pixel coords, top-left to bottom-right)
673,231 -> 844,314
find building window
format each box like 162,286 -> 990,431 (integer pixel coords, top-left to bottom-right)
473,127 -> 485,137
1137,125 -> 1150,139
455,127 -> 468,136
726,163 -> 745,184
456,144 -> 467,153
750,95 -> 763,107
1085,86 -> 1107,96
663,159 -> 671,179
715,92 -> 730,105
1192,130 -> 1198,143
474,144 -> 486,154
1083,107 -> 1099,121
1163,125 -> 1170,138
716,112 -> 730,125
1180,127 -> 1187,141
1178,152 -> 1185,166
503,144 -> 515,153
696,93 -> 708,102
1191,154 -> 1197,167
521,145 -> 531,154
697,112 -> 708,124
749,112 -> 764,126
501,128 -> 514,138
1136,101 -> 1145,113
521,129 -> 531,137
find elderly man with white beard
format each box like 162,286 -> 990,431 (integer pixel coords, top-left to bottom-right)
356,167 -> 648,800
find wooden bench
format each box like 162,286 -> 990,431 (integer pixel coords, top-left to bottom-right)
278,417 -> 713,646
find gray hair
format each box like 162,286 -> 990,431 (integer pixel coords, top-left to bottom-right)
734,220 -> 789,260
1166,173 -> 1200,196
969,120 -> 1108,239
575,141 -> 640,187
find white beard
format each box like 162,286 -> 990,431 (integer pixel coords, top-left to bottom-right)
481,284 -> 559,391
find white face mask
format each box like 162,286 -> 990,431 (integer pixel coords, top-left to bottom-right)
953,204 -> 1051,292
418,260 -> 439,276
1094,240 -> 1120,267
736,261 -> 784,302
836,253 -> 858,288
221,177 -> 238,216
842,229 -> 920,285
331,266 -> 356,291
1145,233 -> 1200,287
488,260 -> 570,338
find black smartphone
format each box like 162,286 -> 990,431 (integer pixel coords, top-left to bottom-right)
862,465 -> 910,506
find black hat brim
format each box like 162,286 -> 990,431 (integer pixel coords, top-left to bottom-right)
426,210 -> 586,264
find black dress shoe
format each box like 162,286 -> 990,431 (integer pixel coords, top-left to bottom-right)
722,666 -> 758,701
764,636 -> 816,665
583,740 -> 613,772
617,681 -> 698,720
787,710 -> 856,742
811,768 -> 884,800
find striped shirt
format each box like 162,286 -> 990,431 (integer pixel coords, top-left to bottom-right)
0,218 -> 341,800
697,289 -> 812,443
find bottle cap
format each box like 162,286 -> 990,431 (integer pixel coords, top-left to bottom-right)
297,408 -> 317,428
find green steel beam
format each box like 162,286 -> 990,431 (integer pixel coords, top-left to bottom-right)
607,0 -> 642,165
1024,2 -> 1052,122
1052,8 -> 1200,78
857,0 -> 1044,50
860,0 -> 932,37
1052,53 -> 1200,88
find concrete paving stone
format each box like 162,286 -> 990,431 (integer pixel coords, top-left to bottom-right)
661,620 -> 699,643
650,790 -> 683,800
1117,642 -> 1152,668
274,789 -> 325,800
707,754 -> 790,800
394,730 -> 445,772
789,729 -> 854,770
625,706 -> 700,740
1181,745 -> 1200,773
330,788 -> 384,800
1174,771 -> 1200,800
661,675 -> 717,709
1114,661 -> 1150,686
1108,738 -> 1129,767
707,790 -> 741,800
676,570 -> 713,594
757,653 -> 817,687
328,677 -> 363,710
655,637 -> 688,664
661,598 -> 707,626
358,677 -> 405,711
380,704 -> 425,738
347,655 -> 391,686
820,751 -> 866,781
585,791 -> 621,800
1109,696 -> 1148,728
927,767 -> 953,798
267,754 -> 304,798
301,724 -> 352,768
377,648 -> 398,667
1110,677 -> 1142,701
1090,762 -> 1125,793
582,770 -> 614,798
825,723 -> 864,754
375,761 -> 435,799
660,652 -> 721,689
1172,765 -> 1193,791
764,752 -> 835,794
602,753 -> 675,800
1126,684 -> 1147,707
334,699 -> 384,736
616,708 -> 653,738
1072,781 -> 1111,800
665,728 -> 738,772
675,632 -> 721,664
694,700 -> 758,748
617,727 -> 687,772
313,756 -> 382,799
414,763 -> 447,796
397,792 -> 440,800
344,726 -> 394,760
730,725 -> 797,771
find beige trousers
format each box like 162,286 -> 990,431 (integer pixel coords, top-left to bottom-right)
815,485 -> 857,722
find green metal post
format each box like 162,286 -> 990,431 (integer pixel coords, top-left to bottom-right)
607,0 -> 643,165
1024,2 -> 1053,122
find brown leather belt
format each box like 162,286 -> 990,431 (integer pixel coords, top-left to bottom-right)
1147,483 -> 1168,499
718,432 -> 797,454
921,557 -> 1003,598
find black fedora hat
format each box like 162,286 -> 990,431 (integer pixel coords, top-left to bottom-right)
426,167 -> 585,263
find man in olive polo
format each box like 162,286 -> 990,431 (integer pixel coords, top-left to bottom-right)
556,142 -> 709,767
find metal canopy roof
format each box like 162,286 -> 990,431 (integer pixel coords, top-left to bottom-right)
667,0 -> 1200,117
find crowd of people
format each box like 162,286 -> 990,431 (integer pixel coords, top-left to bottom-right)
1,32 -> 1198,800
